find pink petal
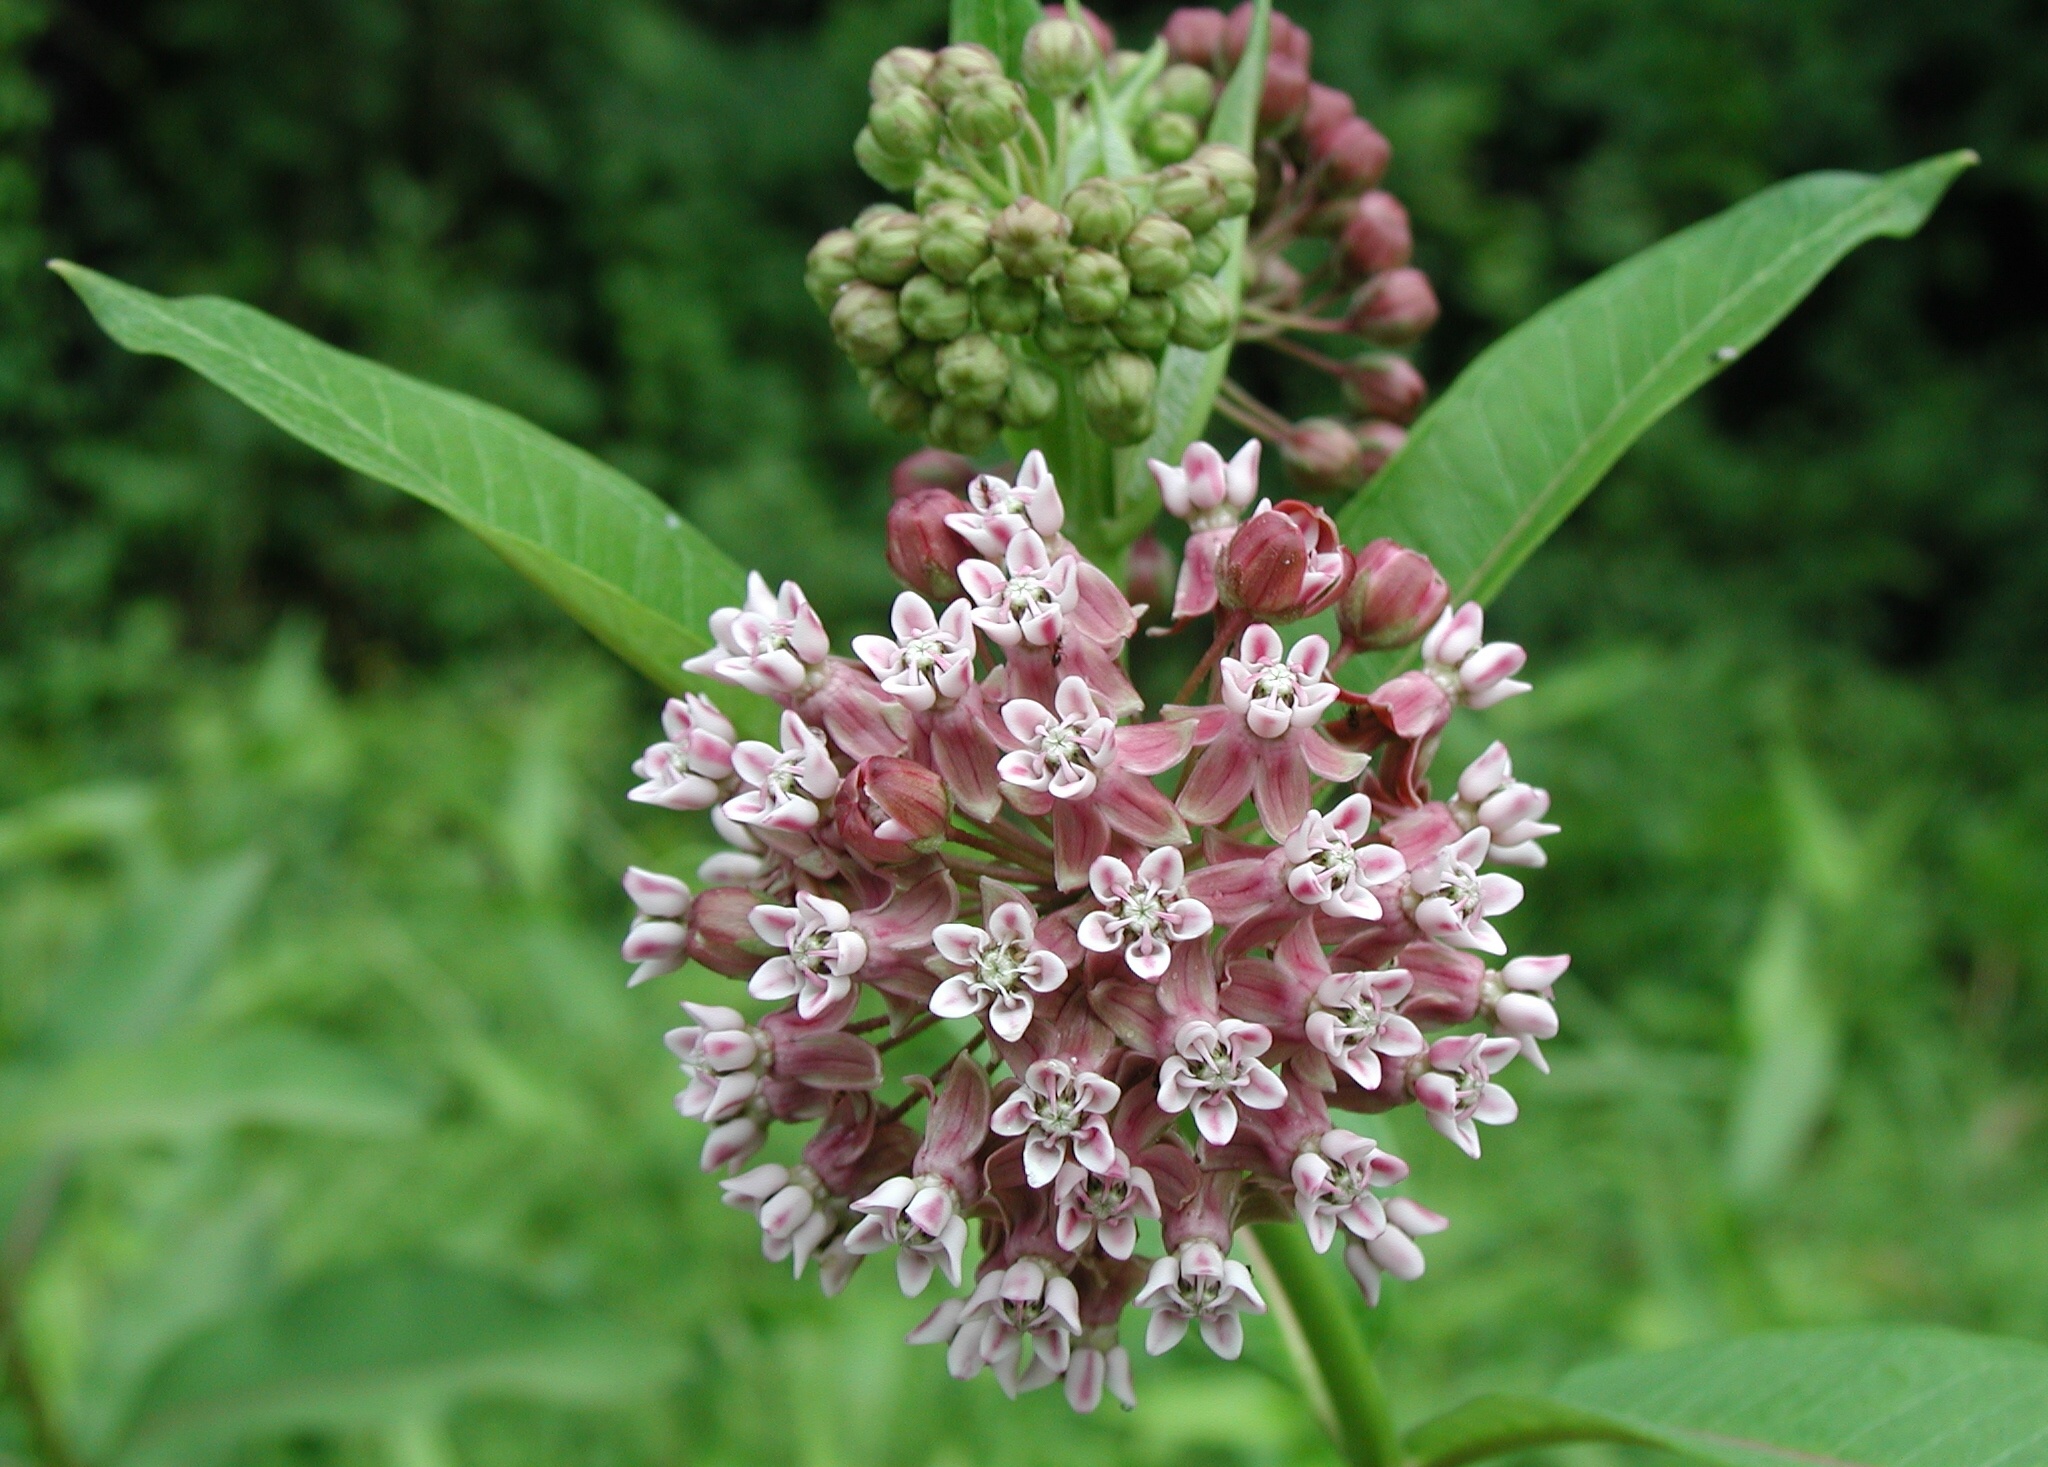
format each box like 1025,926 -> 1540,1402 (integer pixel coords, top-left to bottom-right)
1177,736 -> 1258,827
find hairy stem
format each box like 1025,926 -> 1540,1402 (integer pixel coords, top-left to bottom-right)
1242,1223 -> 1399,1467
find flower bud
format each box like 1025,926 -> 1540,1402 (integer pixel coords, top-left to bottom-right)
1167,275 -> 1233,349
1348,267 -> 1440,346
1356,420 -> 1408,476
1110,291 -> 1176,352
990,195 -> 1072,278
999,359 -> 1060,428
1078,350 -> 1159,446
1225,3 -> 1311,65
890,448 -> 977,499
1123,530 -> 1176,614
1188,226 -> 1232,276
685,886 -> 773,978
869,87 -> 943,161
1322,117 -> 1392,192
1138,110 -> 1202,165
854,127 -> 924,191
1121,214 -> 1194,293
917,202 -> 991,284
1106,49 -> 1146,87
1153,163 -> 1227,235
928,400 -> 1001,454
934,332 -> 1010,410
1281,417 -> 1368,496
946,73 -> 1026,152
915,168 -> 984,212
1219,498 -> 1351,619
870,46 -> 936,99
1193,143 -> 1260,217
1252,252 -> 1303,308
973,270 -> 1043,335
886,488 -> 975,596
804,229 -> 859,310
1338,538 -> 1448,652
1021,16 -> 1099,98
1340,352 -> 1427,423
1399,943 -> 1485,1027
893,340 -> 940,396
866,373 -> 932,433
1050,3 -> 1117,58
1162,7 -> 1226,66
854,210 -> 924,286
1300,83 -> 1356,152
830,281 -> 908,366
1058,246 -> 1132,324
1035,297 -> 1113,364
838,756 -> 953,865
1065,178 -> 1139,250
1152,62 -> 1218,116
926,43 -> 1003,107
1339,191 -> 1412,277
899,272 -> 974,342
1259,53 -> 1311,133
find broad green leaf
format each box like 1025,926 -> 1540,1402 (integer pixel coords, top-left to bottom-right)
949,0 -> 1040,78
1336,150 -> 1974,685
0,1029 -> 423,1156
49,263 -> 761,716
1403,1392 -> 1661,1467
118,1261 -> 686,1460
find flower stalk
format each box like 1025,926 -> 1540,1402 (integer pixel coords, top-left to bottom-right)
1244,1222 -> 1398,1467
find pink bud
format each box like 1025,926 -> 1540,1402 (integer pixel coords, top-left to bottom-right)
1044,3 -> 1116,59
1340,354 -> 1428,424
1348,268 -> 1440,347
1338,539 -> 1449,652
916,1053 -> 994,1196
776,1032 -> 886,1089
1281,418 -> 1368,496
1398,943 -> 1484,1026
1356,422 -> 1408,478
1320,118 -> 1392,191
1162,7 -> 1226,66
890,447 -> 978,500
1299,82 -> 1355,152
1363,669 -> 1452,741
1224,4 -> 1311,66
1123,530 -> 1176,616
1339,191 -> 1412,277
1257,52 -> 1310,132
887,488 -> 975,600
685,886 -> 773,977
1253,252 -> 1304,309
1218,499 -> 1352,621
837,756 -> 953,866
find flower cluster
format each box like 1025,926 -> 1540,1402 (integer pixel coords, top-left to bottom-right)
622,446 -> 1565,1411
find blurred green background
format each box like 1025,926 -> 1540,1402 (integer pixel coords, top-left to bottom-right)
3,0 -> 2045,1463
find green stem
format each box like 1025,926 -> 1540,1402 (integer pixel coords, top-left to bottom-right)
1244,1223 -> 1400,1467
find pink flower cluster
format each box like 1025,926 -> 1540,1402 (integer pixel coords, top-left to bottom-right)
623,445 -> 1564,1411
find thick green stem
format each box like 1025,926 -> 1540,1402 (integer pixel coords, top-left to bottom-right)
1244,1223 -> 1400,1467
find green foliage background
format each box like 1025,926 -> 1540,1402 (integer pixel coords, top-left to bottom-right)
1,0 -> 2044,1462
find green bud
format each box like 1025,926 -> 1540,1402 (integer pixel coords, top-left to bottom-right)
1121,214 -> 1194,293
990,196 -> 1072,278
869,46 -> 935,100
1151,63 -> 1217,116
1110,292 -> 1176,352
855,128 -> 924,191
926,44 -> 1003,107
830,281 -> 907,366
1188,225 -> 1232,276
893,341 -> 940,396
1078,350 -> 1159,445
1153,163 -> 1227,235
1105,49 -> 1146,88
1064,178 -> 1138,250
868,88 -> 942,161
1058,246 -> 1131,324
917,202 -> 991,283
1138,110 -> 1201,165
1020,16 -> 1100,98
804,229 -> 860,310
867,373 -> 931,433
1167,275 -> 1233,350
1192,143 -> 1259,217
915,169 -> 985,212
854,210 -> 925,285
934,332 -> 1011,410
898,272 -> 974,342
999,360 -> 1060,428
854,203 -> 904,229
928,400 -> 1001,454
946,73 -> 1025,152
973,270 -> 1043,335
1035,296 -> 1113,365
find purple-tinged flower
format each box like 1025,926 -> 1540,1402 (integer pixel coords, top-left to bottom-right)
1343,1196 -> 1447,1306
1414,1034 -> 1522,1157
1077,848 -> 1213,980
930,898 -> 1070,1040
1282,795 -> 1407,919
620,866 -> 692,987
844,1174 -> 969,1295
946,449 -> 1066,557
1149,439 -> 1261,619
1409,827 -> 1523,955
748,892 -> 869,1019
1064,1339 -> 1136,1414
723,710 -> 841,833
1156,1019 -> 1288,1145
685,572 -> 832,698
1453,741 -> 1559,867
699,1114 -> 765,1174
721,1162 -> 837,1276
1305,968 -> 1424,1091
853,593 -> 978,712
665,1002 -> 764,1123
990,1058 -> 1121,1187
836,757 -> 951,866
950,1258 -> 1084,1396
1223,624 -> 1343,738
1421,602 -> 1531,710
1291,1130 -> 1409,1253
1135,1239 -> 1266,1359
1489,953 -> 1568,1071
998,677 -> 1119,800
1053,1156 -> 1160,1258
959,531 -> 1081,648
628,695 -> 736,810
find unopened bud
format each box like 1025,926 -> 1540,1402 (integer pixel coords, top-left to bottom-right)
1348,267 -> 1440,346
1153,163 -> 1227,235
1192,144 -> 1259,217
1219,498 -> 1352,620
918,201 -> 991,284
1339,191 -> 1412,277
1065,178 -> 1138,250
1120,215 -> 1194,294
1356,420 -> 1408,476
1152,62 -> 1218,116
1058,246 -> 1132,324
804,229 -> 859,310
1049,3 -> 1116,57
1282,417 -> 1368,496
838,757 -> 952,864
915,169 -> 984,212
1252,252 -> 1303,308
854,127 -> 924,191
1078,350 -> 1159,446
999,360 -> 1060,428
890,448 -> 977,500
973,270 -> 1043,335
1258,53 -> 1311,133
948,74 -> 1026,152
685,886 -> 773,978
830,282 -> 907,366
886,488 -> 975,596
1167,275 -> 1233,349
1338,538 -> 1449,652
1300,83 -> 1356,152
868,87 -> 942,161
899,272 -> 974,342
928,400 -> 1001,454
1035,298 -> 1113,364
1340,352 -> 1428,423
1123,530 -> 1176,615
990,195 -> 1072,278
870,46 -> 936,99
1110,292 -> 1176,352
1399,943 -> 1485,1027
934,332 -> 1011,410
1162,7 -> 1227,66
866,373 -> 931,433
1189,226 -> 1232,276
1021,16 -> 1099,98
892,341 -> 940,396
854,210 -> 924,286
1138,110 -> 1202,165
1225,3 -> 1311,65
1321,117 -> 1392,191
926,44 -> 1003,107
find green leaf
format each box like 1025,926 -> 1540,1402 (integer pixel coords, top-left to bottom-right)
1404,1327 -> 2048,1467
1065,41 -> 1168,191
949,0 -> 1040,78
1725,892 -> 1837,1201
0,1029 -> 424,1157
116,1261 -> 685,1460
1336,150 -> 1975,684
49,262 -> 760,714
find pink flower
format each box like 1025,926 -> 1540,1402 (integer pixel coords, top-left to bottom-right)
845,1175 -> 970,1295
853,593 -> 978,712
1053,1157 -> 1160,1259
723,710 -> 841,833
1409,827 -> 1524,955
1453,741 -> 1559,867
1282,795 -> 1407,919
620,866 -> 692,987
1148,439 -> 1261,619
1414,1034 -> 1522,1157
929,899 -> 1070,1040
664,1002 -> 764,1123
1490,953 -> 1569,1071
628,694 -> 736,810
1291,1130 -> 1409,1253
1076,848 -> 1213,980
946,449 -> 1066,557
748,892 -> 868,1019
1305,967 -> 1424,1090
1063,1342 -> 1136,1414
1422,602 -> 1531,710
1135,1239 -> 1266,1359
949,1258 -> 1084,1396
685,572 -> 831,698
722,1162 -> 835,1277
998,677 -> 1118,800
1344,1196 -> 1447,1306
959,531 -> 1080,648
990,1059 -> 1121,1187
1156,1019 -> 1288,1145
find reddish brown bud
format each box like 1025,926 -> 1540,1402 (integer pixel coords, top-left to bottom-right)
1224,4 -> 1311,66
1320,117 -> 1392,191
1162,7 -> 1226,66
1257,52 -> 1311,132
1251,251 -> 1303,309
1218,498 -> 1352,620
837,756 -> 952,866
1338,538 -> 1449,653
1348,267 -> 1440,346
1355,420 -> 1408,476
1340,352 -> 1428,423
1397,942 -> 1485,1026
889,447 -> 978,499
1123,529 -> 1176,618
684,886 -> 772,977
1281,417 -> 1368,496
1044,3 -> 1116,60
886,488 -> 975,599
1339,190 -> 1413,276
1299,82 -> 1356,152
